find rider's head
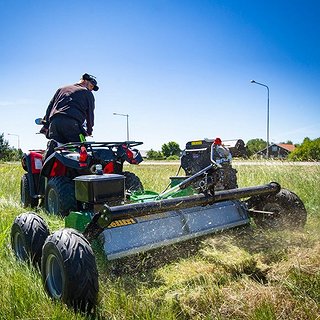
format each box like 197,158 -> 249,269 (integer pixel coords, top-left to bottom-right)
80,73 -> 99,91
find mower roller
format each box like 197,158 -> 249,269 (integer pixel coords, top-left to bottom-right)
11,138 -> 307,311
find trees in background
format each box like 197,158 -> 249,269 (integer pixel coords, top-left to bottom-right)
161,141 -> 181,159
0,133 -> 23,161
146,149 -> 165,160
246,137 -> 320,161
245,137 -> 320,161
0,133 -> 10,157
147,141 -> 181,160
288,137 -> 320,161
246,138 -> 267,157
279,140 -> 293,145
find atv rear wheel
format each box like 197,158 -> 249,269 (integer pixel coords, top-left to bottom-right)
41,228 -> 98,312
45,177 -> 76,216
123,171 -> 144,193
11,212 -> 50,266
21,174 -> 38,208
247,188 -> 307,229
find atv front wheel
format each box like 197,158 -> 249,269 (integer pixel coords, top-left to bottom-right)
21,174 -> 38,208
123,171 -> 144,193
45,177 -> 76,216
41,229 -> 99,312
11,212 -> 50,266
247,188 -> 307,229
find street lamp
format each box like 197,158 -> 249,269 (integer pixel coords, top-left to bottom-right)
8,133 -> 20,150
250,80 -> 270,158
113,112 -> 129,141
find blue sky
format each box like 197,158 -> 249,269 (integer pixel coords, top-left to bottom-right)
0,0 -> 319,152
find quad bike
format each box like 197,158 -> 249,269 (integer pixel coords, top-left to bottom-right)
21,119 -> 144,216
11,137 -> 307,311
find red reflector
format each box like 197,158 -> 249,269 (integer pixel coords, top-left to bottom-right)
79,146 -> 88,167
50,160 -> 66,177
29,151 -> 43,174
103,162 -> 114,173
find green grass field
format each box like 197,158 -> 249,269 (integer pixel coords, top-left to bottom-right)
0,162 -> 319,319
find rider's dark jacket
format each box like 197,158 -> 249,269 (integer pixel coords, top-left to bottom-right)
44,83 -> 95,135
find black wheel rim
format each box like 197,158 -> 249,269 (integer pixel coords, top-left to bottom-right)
46,253 -> 63,298
13,232 -> 28,261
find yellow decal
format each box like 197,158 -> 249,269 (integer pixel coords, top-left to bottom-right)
191,140 -> 203,146
107,218 -> 136,228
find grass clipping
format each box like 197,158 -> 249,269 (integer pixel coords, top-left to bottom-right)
151,230 -> 320,320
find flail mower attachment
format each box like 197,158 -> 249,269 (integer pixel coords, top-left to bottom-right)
70,142 -> 285,261
82,179 -> 280,260
77,143 -> 283,260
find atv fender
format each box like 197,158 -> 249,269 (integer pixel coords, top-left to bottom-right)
41,152 -> 86,177
22,153 -> 41,198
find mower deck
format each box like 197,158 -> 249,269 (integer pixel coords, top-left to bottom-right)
101,199 -> 249,260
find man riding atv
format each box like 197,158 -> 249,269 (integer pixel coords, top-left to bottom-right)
41,73 -> 99,143
21,73 -> 144,216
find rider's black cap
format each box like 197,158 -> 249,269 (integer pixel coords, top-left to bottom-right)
82,73 -> 99,91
